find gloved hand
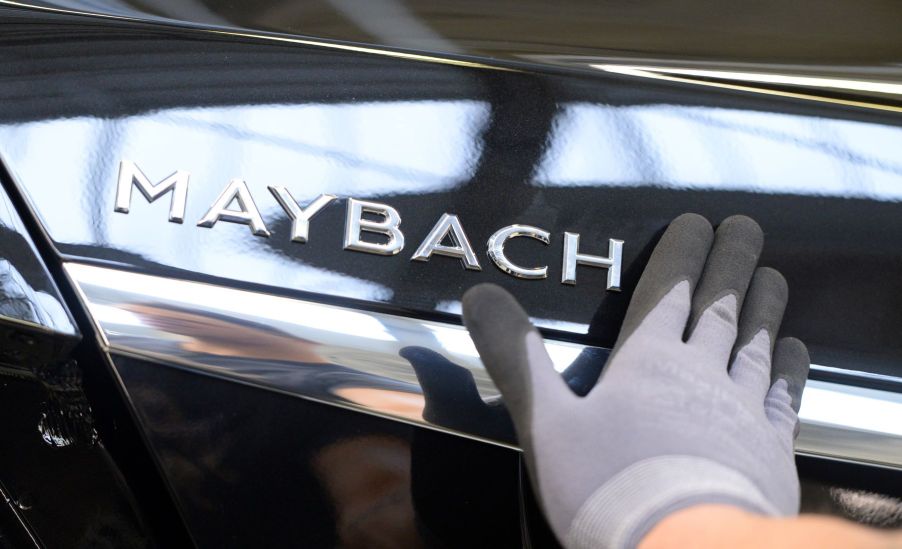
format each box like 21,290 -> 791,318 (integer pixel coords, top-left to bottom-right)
462,214 -> 810,549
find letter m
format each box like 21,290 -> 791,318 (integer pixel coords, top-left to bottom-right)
114,160 -> 189,223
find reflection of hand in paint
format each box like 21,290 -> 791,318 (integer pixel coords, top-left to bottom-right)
403,346 -> 524,546
312,435 -> 424,549
124,304 -> 326,363
128,384 -> 239,513
400,346 -> 515,442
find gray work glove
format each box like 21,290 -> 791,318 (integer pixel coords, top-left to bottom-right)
462,214 -> 810,549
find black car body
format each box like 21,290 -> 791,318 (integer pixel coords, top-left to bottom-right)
0,1 -> 900,546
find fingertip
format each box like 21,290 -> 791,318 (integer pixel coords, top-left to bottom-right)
774,337 -> 810,372
720,214 -> 761,229
713,215 -> 764,272
460,285 -> 567,421
719,215 -> 764,251
657,213 -> 714,263
667,213 -> 714,243
462,283 -> 532,335
462,283 -> 511,318
461,282 -> 498,308
772,337 -> 810,412
756,267 -> 787,298
461,282 -> 540,373
616,214 -> 712,346
685,215 -> 764,345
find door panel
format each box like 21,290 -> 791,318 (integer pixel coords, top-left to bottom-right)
114,355 -> 522,547
0,5 -> 899,546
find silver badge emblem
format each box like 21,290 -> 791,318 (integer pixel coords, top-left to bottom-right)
115,161 -> 623,290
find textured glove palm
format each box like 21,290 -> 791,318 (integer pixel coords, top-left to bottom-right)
462,214 -> 810,549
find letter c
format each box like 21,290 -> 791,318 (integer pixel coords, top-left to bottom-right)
487,225 -> 550,279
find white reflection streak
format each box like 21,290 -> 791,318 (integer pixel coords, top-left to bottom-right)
799,381 -> 902,437
594,65 -> 902,97
68,262 -> 902,466
69,264 -> 396,342
0,98 -> 492,211
79,262 -> 592,368
429,303 -> 587,370
90,303 -> 145,328
0,118 -> 104,243
154,101 -> 490,200
426,323 -> 480,358
434,299 -> 464,315
533,318 -> 591,335
0,99 -> 494,303
534,103 -> 902,201
435,299 -> 590,335
546,343 -> 585,373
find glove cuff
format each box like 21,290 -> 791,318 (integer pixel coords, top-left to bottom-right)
566,455 -> 780,549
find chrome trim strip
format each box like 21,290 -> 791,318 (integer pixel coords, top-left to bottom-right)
809,364 -> 902,386
796,381 -> 902,467
65,262 -> 902,468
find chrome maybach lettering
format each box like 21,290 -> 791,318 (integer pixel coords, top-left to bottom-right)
343,198 -> 406,256
114,161 -> 623,289
412,213 -> 482,271
115,160 -> 189,223
487,224 -> 550,280
197,178 -> 271,237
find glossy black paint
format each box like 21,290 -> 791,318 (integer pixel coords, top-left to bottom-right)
2,8 -> 902,378
110,353 -> 902,547
0,69 -> 193,545
0,5 -> 900,547
0,373 -> 157,547
0,488 -> 36,548
0,162 -> 166,546
113,353 -> 523,548
0,171 -> 78,371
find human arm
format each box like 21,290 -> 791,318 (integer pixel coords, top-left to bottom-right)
641,504 -> 901,549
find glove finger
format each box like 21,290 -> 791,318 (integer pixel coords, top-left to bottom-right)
687,216 -> 763,362
765,338 -> 810,448
462,283 -> 570,431
614,213 -> 713,349
770,337 -> 810,414
728,268 -> 788,401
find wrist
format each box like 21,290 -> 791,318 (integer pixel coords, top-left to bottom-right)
639,504 -> 766,549
640,504 -> 902,549
566,455 -> 779,549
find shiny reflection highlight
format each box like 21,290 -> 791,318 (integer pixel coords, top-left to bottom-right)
68,263 -> 902,467
799,381 -> 902,437
596,65 -> 902,97
594,65 -> 902,113
0,99 -> 490,302
535,103 -> 902,201
0,182 -> 77,336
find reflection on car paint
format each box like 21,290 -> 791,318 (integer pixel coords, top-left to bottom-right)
68,263 -> 902,469
535,104 -> 902,199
